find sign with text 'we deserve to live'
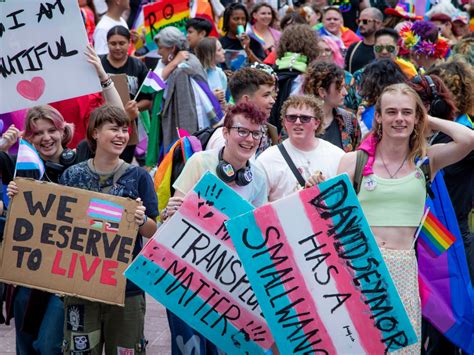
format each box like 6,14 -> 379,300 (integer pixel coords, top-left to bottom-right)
0,0 -> 101,114
125,172 -> 272,354
0,178 -> 139,306
226,174 -> 418,354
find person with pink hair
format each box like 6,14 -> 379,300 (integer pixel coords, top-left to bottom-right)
316,36 -> 354,109
317,35 -> 345,67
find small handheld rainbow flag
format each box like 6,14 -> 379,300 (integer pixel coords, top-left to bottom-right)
417,209 -> 456,257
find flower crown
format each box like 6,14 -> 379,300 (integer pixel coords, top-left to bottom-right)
399,23 -> 450,59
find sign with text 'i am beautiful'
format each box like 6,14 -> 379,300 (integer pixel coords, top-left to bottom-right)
125,172 -> 272,354
226,174 -> 418,354
0,0 -> 101,114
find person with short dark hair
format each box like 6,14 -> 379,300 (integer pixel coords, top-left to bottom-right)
345,7 -> 383,73
59,104 -> 158,354
185,17 -> 213,51
100,25 -> 152,163
93,0 -> 129,55
219,3 -> 266,67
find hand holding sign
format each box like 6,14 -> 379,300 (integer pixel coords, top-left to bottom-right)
0,0 -> 101,114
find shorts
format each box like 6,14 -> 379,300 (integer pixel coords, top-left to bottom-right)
380,247 -> 421,354
63,293 -> 146,355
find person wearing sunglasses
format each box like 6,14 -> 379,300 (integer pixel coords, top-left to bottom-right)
256,95 -> 344,202
345,8 -> 383,74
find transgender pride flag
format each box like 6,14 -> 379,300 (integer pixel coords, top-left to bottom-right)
87,198 -> 124,223
15,139 -> 45,179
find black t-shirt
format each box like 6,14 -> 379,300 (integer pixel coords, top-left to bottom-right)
318,119 -> 343,149
345,41 -> 375,73
219,35 -> 266,62
432,131 -> 473,236
100,55 -> 151,102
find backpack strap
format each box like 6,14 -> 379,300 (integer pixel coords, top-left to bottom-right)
348,41 -> 363,74
418,157 -> 434,199
277,143 -> 306,187
353,150 -> 368,194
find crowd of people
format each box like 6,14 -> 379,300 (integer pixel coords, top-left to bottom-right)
1,0 -> 474,354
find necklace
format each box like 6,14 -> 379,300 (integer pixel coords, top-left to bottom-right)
380,151 -> 408,179
91,158 -> 123,175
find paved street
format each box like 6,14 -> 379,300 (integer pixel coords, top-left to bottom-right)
0,295 -> 171,355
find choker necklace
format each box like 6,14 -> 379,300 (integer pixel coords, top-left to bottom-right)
380,151 -> 407,179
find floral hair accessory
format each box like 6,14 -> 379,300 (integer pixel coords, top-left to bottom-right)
399,21 -> 450,59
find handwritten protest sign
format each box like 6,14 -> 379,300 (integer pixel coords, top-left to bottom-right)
226,174 -> 418,354
0,0 -> 101,114
135,0 -> 190,51
125,172 -> 272,354
0,178 -> 139,305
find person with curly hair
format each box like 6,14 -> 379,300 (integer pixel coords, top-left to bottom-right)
269,24 -> 319,133
451,36 -> 474,66
303,61 -> 361,152
427,58 -> 474,119
256,95 -> 344,202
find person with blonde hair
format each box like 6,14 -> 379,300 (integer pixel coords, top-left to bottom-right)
337,83 -> 474,353
256,95 -> 344,202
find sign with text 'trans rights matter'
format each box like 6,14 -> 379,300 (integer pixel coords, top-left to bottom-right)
125,172 -> 272,354
0,178 -> 139,306
226,174 -> 418,354
0,0 -> 101,114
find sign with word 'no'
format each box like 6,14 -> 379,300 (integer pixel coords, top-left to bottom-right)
0,0 -> 101,114
125,172 -> 272,354
134,0 -> 189,51
0,178 -> 139,306
226,174 -> 418,354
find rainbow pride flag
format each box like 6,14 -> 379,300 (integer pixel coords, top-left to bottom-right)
136,0 -> 190,51
418,210 -> 456,257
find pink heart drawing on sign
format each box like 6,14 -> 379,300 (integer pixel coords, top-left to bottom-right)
16,77 -> 46,101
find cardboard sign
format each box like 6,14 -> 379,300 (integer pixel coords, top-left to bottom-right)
125,172 -> 272,354
110,74 -> 138,145
226,174 -> 418,354
0,178 -> 139,305
0,0 -> 101,114
136,0 -> 190,51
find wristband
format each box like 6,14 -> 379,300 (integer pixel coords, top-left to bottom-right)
100,76 -> 113,89
139,214 -> 148,227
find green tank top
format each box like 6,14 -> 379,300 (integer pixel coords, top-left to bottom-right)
358,168 -> 426,227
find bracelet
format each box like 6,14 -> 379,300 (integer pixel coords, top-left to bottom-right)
100,76 -> 113,89
139,214 -> 148,227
